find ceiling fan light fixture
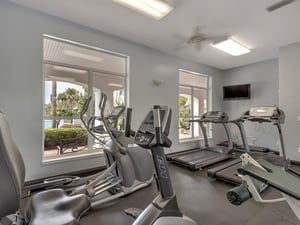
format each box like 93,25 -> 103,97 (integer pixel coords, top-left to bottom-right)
113,0 -> 173,20
212,38 -> 250,56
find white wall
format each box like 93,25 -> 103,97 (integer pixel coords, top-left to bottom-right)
222,59 -> 280,151
279,42 -> 300,161
0,1 -> 224,181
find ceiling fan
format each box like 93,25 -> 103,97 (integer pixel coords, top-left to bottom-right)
174,26 -> 225,51
266,0 -> 297,12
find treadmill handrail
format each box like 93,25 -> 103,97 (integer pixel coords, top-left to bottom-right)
188,112 -> 233,151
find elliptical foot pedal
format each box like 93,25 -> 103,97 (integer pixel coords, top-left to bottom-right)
125,208 -> 143,218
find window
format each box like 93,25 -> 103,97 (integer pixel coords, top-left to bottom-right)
179,70 -> 209,141
43,35 -> 127,160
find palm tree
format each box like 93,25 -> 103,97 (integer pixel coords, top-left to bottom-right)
51,81 -> 57,128
57,88 -> 80,123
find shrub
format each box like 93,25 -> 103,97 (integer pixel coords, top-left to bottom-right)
44,128 -> 87,148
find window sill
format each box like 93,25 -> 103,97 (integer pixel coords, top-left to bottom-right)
179,138 -> 201,144
42,151 -> 104,165
179,136 -> 212,144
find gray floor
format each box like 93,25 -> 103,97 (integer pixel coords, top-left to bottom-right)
80,161 -> 300,225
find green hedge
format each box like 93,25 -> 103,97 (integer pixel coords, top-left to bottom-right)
44,128 -> 87,148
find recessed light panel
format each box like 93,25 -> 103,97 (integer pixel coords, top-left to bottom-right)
212,39 -> 250,56
113,0 -> 173,20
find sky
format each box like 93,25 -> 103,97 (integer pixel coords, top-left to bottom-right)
44,81 -> 85,104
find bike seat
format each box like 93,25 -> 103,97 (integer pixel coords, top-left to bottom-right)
25,189 -> 90,225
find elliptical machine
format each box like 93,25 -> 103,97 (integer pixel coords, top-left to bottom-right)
32,93 -> 154,209
70,93 -> 154,208
130,105 -> 197,225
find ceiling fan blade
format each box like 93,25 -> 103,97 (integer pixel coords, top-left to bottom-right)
266,0 -> 297,12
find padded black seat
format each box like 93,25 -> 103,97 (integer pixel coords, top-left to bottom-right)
26,189 -> 90,225
0,112 -> 90,224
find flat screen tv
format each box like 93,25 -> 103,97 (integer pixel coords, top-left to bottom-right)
223,84 -> 251,100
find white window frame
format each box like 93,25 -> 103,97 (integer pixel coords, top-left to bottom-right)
178,69 -> 210,142
42,35 -> 128,163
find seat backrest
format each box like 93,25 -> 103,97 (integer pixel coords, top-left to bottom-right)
0,112 -> 25,218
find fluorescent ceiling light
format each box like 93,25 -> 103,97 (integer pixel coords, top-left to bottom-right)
53,66 -> 87,74
108,83 -> 123,88
212,38 -> 250,56
113,0 -> 173,20
63,50 -> 103,62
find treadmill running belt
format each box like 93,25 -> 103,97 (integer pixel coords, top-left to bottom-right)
172,150 -> 232,170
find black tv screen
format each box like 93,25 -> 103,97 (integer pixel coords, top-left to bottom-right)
223,84 -> 251,100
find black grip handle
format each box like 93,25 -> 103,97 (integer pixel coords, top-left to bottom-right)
125,108 -> 132,137
153,105 -> 163,145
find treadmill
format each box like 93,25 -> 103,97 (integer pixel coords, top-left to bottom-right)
166,111 -> 235,170
208,106 -> 286,185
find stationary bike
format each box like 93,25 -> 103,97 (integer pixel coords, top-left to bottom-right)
130,105 -> 197,225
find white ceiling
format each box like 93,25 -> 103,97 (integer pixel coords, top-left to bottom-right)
8,0 -> 300,69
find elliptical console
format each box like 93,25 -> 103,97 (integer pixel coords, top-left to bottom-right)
135,106 -> 171,149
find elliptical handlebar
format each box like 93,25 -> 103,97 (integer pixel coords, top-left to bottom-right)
124,108 -> 132,137
81,96 -> 92,116
80,93 -> 128,152
80,95 -> 107,145
100,93 -> 127,154
125,108 -> 135,138
153,105 -> 164,145
80,96 -> 92,129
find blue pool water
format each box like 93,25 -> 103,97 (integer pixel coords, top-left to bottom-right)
44,120 -> 65,128
44,120 -> 52,129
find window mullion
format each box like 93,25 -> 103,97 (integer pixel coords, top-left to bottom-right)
179,70 -> 209,142
191,87 -> 194,139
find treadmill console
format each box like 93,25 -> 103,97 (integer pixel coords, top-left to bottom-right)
249,107 -> 277,117
135,106 -> 171,148
243,106 -> 284,123
201,111 -> 229,123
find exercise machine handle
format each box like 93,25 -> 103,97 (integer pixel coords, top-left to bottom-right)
80,96 -> 92,126
82,96 -> 92,114
125,108 -> 135,137
100,93 -> 127,154
153,105 -> 163,145
188,119 -> 200,123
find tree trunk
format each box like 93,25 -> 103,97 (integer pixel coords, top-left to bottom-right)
51,81 -> 57,128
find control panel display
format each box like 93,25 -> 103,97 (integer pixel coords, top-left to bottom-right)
242,106 -> 284,124
135,106 -> 170,148
135,131 -> 155,147
201,111 -> 229,122
249,107 -> 277,117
